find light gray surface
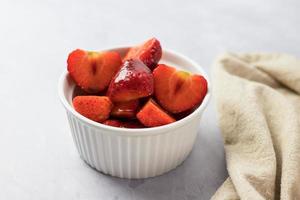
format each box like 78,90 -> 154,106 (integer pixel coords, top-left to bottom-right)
0,0 -> 299,199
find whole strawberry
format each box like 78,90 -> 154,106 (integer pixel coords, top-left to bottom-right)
107,59 -> 154,102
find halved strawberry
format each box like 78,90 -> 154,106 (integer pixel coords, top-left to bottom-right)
102,119 -> 122,127
173,108 -> 196,120
107,59 -> 154,102
72,85 -> 107,99
111,100 -> 139,118
72,96 -> 112,122
67,49 -> 122,93
123,38 -> 162,70
103,119 -> 144,128
136,99 -> 176,127
153,64 -> 207,113
122,120 -> 144,128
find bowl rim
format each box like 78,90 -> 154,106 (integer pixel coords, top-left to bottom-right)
58,47 -> 211,136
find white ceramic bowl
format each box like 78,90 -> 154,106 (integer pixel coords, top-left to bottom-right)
58,47 -> 211,179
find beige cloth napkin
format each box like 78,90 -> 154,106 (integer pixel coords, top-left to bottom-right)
211,53 -> 300,200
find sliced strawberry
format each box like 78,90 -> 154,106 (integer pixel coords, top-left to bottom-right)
103,119 -> 144,128
67,49 -> 122,93
173,108 -> 196,120
102,119 -> 122,127
122,120 -> 145,128
111,100 -> 139,118
107,59 -> 154,102
123,38 -> 162,70
153,64 -> 207,113
72,86 -> 107,99
137,99 -> 176,127
72,96 -> 112,122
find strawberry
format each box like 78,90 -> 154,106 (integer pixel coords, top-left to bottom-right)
111,100 -> 139,118
122,120 -> 145,128
153,64 -> 207,113
67,49 -> 122,93
107,59 -> 154,102
123,38 -> 162,70
72,96 -> 112,122
136,99 -> 176,127
72,85 -> 107,99
102,119 -> 122,127
103,119 -> 144,128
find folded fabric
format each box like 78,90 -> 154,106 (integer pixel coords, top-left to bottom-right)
211,53 -> 300,200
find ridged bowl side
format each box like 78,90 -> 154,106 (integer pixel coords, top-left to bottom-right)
66,111 -> 201,179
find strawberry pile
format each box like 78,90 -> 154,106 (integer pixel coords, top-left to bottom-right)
67,38 -> 207,128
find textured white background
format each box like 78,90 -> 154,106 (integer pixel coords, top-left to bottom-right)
0,0 -> 299,199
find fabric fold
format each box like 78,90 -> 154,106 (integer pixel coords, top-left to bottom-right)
211,53 -> 300,200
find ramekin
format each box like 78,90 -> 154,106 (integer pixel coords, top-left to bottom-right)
58,47 -> 211,179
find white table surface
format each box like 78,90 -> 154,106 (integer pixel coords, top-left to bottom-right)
0,0 -> 299,199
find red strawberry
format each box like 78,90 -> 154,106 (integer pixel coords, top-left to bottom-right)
107,59 -> 154,102
72,85 -> 107,99
102,119 -> 122,127
137,99 -> 176,127
153,64 -> 207,113
72,96 -> 112,122
123,38 -> 162,70
173,108 -> 196,120
122,120 -> 145,128
103,119 -> 144,128
67,49 -> 122,93
111,100 -> 139,118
